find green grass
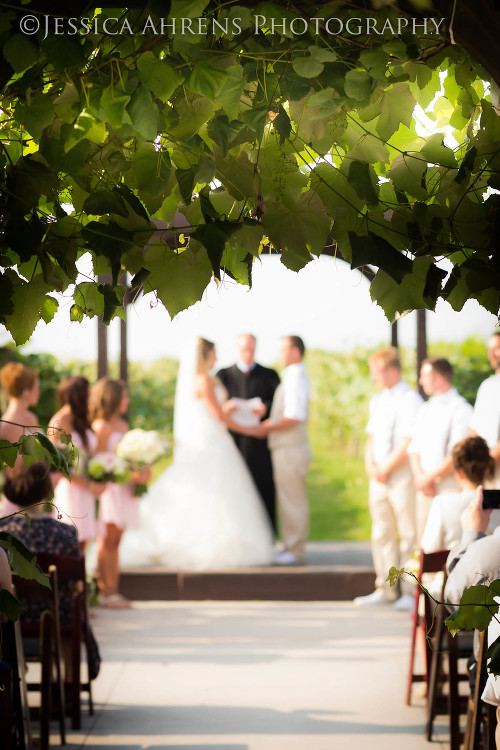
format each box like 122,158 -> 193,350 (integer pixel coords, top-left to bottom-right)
149,440 -> 370,542
307,439 -> 370,541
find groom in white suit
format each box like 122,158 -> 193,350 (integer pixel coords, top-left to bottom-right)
252,336 -> 311,565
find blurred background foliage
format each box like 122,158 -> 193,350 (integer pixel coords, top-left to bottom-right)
0,337 -> 491,540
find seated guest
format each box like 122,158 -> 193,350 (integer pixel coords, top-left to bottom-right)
0,462 -> 80,621
0,546 -> 13,593
444,487 -> 500,746
444,488 -> 500,602
421,436 -> 496,554
0,462 -> 100,679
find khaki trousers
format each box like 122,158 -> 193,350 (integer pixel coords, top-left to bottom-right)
272,444 -> 311,561
496,706 -> 500,750
416,474 -> 459,544
369,464 -> 416,598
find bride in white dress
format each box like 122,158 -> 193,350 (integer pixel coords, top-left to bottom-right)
120,338 -> 274,570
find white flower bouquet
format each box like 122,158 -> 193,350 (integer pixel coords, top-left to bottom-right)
116,429 -> 170,496
116,429 -> 170,468
86,452 -> 131,483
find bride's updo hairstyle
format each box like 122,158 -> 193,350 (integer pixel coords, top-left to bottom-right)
196,338 -> 215,374
91,377 -> 126,421
1,362 -> 37,398
57,375 -> 91,449
452,435 -> 494,486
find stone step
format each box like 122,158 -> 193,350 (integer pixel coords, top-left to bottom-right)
119,565 -> 375,601
118,541 -> 376,601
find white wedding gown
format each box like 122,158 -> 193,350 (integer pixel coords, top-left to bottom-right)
119,383 -> 274,570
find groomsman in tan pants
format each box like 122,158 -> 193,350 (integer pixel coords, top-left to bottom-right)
354,347 -> 423,609
252,336 -> 310,565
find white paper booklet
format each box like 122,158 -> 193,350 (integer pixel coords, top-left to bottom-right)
230,397 -> 264,427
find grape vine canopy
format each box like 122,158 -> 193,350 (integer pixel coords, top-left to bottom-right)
0,0 -> 499,342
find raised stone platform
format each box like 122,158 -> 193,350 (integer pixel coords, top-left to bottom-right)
119,541 -> 376,601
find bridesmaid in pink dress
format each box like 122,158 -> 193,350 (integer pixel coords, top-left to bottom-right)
91,378 -> 150,609
0,362 -> 41,517
49,376 -> 103,552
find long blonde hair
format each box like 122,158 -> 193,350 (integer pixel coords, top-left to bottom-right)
196,338 -> 215,374
90,377 -> 126,421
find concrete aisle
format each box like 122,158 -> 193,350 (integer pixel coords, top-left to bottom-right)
58,601 -> 448,750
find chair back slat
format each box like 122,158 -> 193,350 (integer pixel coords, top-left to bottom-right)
419,548 -> 450,576
35,553 -> 86,583
12,567 -> 57,605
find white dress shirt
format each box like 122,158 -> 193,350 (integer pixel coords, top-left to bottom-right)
408,387 -> 473,473
420,489 -> 475,553
281,362 -> 309,422
470,374 -> 500,450
366,380 -> 423,466
236,360 -> 256,375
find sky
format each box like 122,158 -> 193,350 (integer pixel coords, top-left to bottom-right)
0,253 -> 496,369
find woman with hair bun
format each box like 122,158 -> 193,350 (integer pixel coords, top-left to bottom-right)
0,462 -> 79,622
0,462 -> 101,679
90,377 -> 150,609
49,376 -> 102,551
421,435 -> 497,553
0,362 -> 40,444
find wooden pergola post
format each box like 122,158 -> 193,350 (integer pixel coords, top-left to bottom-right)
97,315 -> 108,379
96,273 -> 130,384
416,309 -> 427,398
391,321 -> 398,348
120,315 -> 128,384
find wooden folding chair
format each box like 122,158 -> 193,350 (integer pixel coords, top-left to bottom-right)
12,566 -> 66,747
463,629 -> 498,750
0,618 -> 34,750
36,553 -> 95,730
426,598 -> 472,749
406,548 -> 450,705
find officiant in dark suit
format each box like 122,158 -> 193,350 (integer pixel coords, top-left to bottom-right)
218,334 -> 280,533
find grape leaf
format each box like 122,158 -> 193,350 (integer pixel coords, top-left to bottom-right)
0,532 -> 50,588
4,34 -> 38,73
188,64 -> 227,102
137,52 -> 182,103
2,272 -> 52,345
0,589 -> 24,621
445,584 -> 499,635
376,83 -> 416,142
143,242 -> 212,318
262,191 -> 331,271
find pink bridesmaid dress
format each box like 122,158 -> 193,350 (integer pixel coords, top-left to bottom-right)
98,432 -> 140,529
52,429 -> 100,543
